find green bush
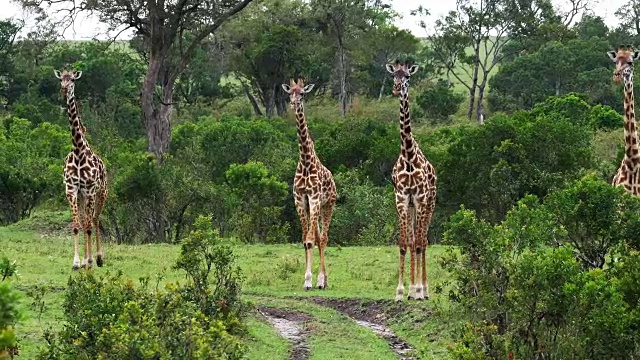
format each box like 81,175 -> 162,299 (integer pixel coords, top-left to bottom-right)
38,216 -> 246,360
0,268 -> 21,360
443,178 -> 640,359
588,104 -> 623,130
415,80 -> 465,123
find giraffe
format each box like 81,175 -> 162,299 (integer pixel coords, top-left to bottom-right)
609,45 -> 640,196
54,65 -> 108,270
281,78 -> 337,290
385,61 -> 437,301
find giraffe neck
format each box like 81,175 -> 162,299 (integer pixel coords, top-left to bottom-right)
66,89 -> 90,154
398,91 -> 416,161
294,102 -> 315,166
623,74 -> 640,171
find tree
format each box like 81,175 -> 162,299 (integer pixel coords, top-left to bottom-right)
0,20 -> 22,107
418,0 -> 514,123
310,0 -> 382,116
616,0 -> 640,36
14,0 -> 255,162
225,0 -> 328,118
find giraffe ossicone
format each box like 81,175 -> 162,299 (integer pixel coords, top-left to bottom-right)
56,65 -> 109,271
281,78 -> 336,290
609,47 -> 640,195
386,61 -> 437,301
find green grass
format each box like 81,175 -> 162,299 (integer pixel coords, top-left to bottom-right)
243,316 -> 290,360
0,213 -> 456,359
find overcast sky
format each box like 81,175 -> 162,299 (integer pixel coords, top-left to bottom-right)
0,0 -> 627,40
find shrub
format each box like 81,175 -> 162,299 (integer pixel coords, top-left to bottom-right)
415,79 -> 465,123
38,216 -> 246,360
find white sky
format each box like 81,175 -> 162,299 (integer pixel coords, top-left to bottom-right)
0,0 -> 628,40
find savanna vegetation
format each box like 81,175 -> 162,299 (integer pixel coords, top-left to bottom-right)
2,0 -> 640,358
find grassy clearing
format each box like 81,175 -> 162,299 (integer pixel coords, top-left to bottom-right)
0,213 -> 455,359
243,316 -> 290,360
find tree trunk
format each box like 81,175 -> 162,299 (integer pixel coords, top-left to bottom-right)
265,87 -> 276,118
466,37 -> 482,120
378,77 -> 385,100
338,36 -> 347,116
141,56 -> 172,163
242,83 -> 263,116
477,76 -> 488,124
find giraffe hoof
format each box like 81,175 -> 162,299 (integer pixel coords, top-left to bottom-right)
80,264 -> 86,269
304,286 -> 312,291
407,295 -> 414,300
96,255 -> 103,267
72,265 -> 80,271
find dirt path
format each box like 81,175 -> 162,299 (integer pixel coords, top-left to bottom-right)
297,297 -> 417,360
258,306 -> 312,360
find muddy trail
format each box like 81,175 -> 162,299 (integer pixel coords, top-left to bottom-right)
293,296 -> 419,360
258,306 -> 312,360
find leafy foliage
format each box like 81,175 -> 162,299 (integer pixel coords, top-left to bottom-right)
38,217 -> 246,359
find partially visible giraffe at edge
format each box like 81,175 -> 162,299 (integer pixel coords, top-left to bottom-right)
55,65 -> 108,270
609,45 -> 640,196
281,78 -> 337,290
386,61 -> 437,301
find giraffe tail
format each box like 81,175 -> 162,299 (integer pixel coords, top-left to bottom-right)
410,205 -> 417,245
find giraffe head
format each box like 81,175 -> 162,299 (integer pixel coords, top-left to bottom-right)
54,64 -> 83,99
385,60 -> 419,96
608,45 -> 639,84
281,78 -> 315,110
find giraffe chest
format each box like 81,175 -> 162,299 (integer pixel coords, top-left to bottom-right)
63,152 -> 105,187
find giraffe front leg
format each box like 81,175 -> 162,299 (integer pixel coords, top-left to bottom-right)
396,206 -> 410,301
413,210 -> 428,300
317,200 -> 334,289
65,187 -> 81,270
407,209 -> 417,300
295,195 -> 312,290
306,199 -> 321,290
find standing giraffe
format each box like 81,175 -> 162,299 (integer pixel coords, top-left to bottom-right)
281,78 -> 337,290
386,61 -> 437,301
609,45 -> 640,196
55,65 -> 108,270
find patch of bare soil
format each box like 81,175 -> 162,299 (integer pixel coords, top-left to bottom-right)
297,297 -> 418,360
258,306 -> 312,360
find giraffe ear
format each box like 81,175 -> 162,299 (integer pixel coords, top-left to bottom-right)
385,64 -> 395,74
54,70 -> 62,79
281,84 -> 291,93
408,64 -> 419,75
73,71 -> 82,79
302,84 -> 315,93
607,51 -> 618,61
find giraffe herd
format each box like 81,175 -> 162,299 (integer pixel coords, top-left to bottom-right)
55,48 -> 637,300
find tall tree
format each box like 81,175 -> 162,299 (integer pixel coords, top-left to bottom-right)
616,0 -> 640,36
13,0 -> 254,162
0,20 -> 22,106
421,0 -> 513,123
